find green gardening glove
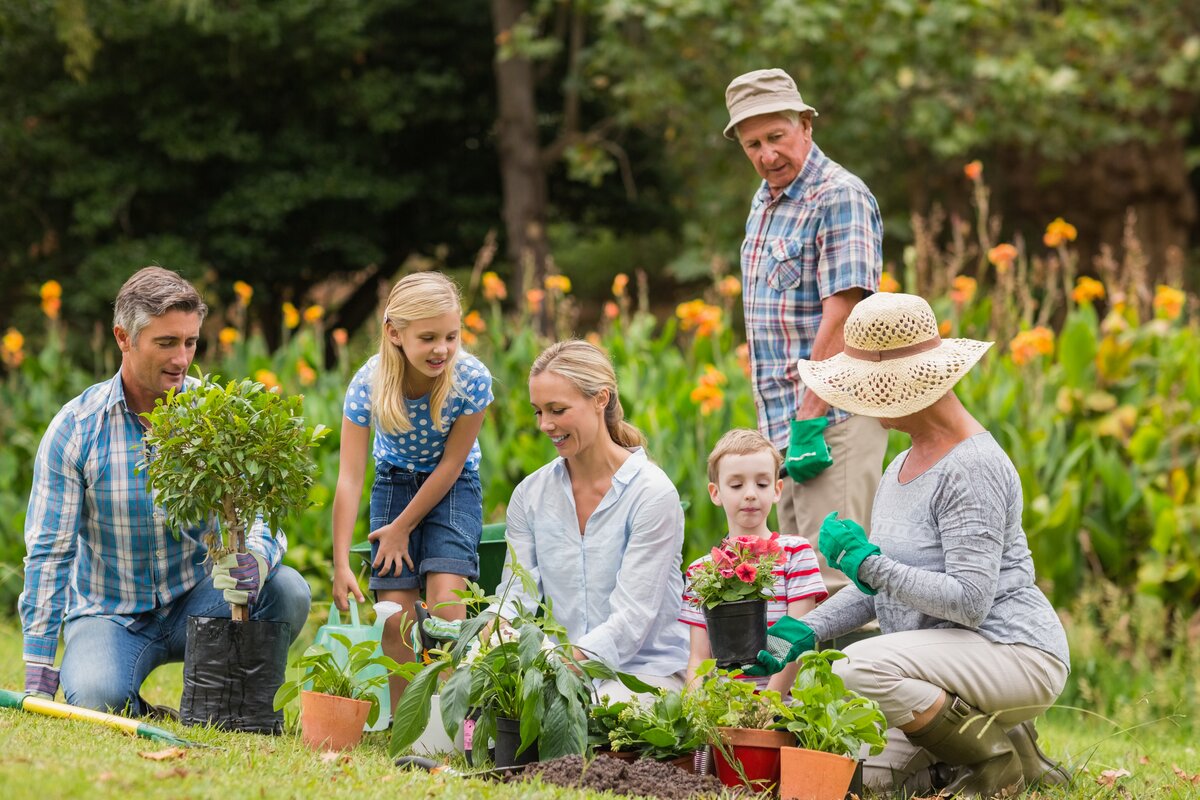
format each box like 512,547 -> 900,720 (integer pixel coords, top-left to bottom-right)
743,617 -> 816,676
785,418 -> 833,483
818,511 -> 881,596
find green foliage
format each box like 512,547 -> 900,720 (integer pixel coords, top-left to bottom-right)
592,689 -> 707,760
688,660 -> 786,731
777,650 -> 887,759
273,632 -> 402,728
686,534 -> 782,608
138,371 -> 328,553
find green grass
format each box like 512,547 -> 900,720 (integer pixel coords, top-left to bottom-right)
0,618 -> 1196,799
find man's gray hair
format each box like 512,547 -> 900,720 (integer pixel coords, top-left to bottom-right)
113,267 -> 208,343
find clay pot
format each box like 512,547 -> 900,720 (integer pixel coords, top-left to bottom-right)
299,690 -> 371,751
779,746 -> 859,800
712,727 -> 793,791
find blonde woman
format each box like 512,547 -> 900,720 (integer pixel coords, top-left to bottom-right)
331,272 -> 493,706
495,340 -> 688,699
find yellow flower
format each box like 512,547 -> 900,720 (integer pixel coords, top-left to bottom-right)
1043,217 -> 1077,248
1153,285 -> 1185,321
963,161 -> 983,181
544,274 -> 572,294
282,302 -> 300,329
296,359 -> 317,387
1009,326 -> 1055,366
612,273 -> 629,297
41,296 -> 61,319
717,276 -> 742,298
39,280 -> 62,301
482,271 -> 508,302
218,327 -> 239,347
332,328 -> 349,346
1071,276 -> 1105,305
233,280 -> 253,305
950,275 -> 977,306
879,272 -> 901,293
255,369 -> 281,392
525,288 -> 545,313
987,243 -> 1018,273
1,327 -> 23,368
604,301 -> 619,320
303,305 -> 324,323
464,310 -> 486,332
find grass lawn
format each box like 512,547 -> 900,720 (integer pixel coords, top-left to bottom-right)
0,618 -> 1196,800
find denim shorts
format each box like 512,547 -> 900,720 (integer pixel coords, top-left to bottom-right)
369,464 -> 482,590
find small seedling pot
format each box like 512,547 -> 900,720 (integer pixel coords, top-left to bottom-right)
779,746 -> 859,800
703,598 -> 768,668
299,690 -> 371,751
494,716 -> 540,768
712,726 -> 792,791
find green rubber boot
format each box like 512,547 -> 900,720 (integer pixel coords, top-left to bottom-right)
1007,720 -> 1072,787
906,695 -> 1024,798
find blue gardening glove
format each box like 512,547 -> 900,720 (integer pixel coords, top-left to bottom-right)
785,418 -> 833,483
818,511 -> 881,596
212,550 -> 269,607
743,617 -> 816,676
24,662 -> 60,699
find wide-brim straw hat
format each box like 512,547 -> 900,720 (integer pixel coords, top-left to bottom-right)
797,293 -> 993,418
724,68 -> 819,140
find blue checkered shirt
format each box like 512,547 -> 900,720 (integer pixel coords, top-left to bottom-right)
740,143 -> 883,449
19,372 -> 286,665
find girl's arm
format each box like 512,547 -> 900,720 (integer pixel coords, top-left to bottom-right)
331,416 -> 370,611
685,625 -> 712,689
368,409 -> 487,577
765,598 -> 817,695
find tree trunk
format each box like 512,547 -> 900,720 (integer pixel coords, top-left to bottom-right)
491,0 -> 550,294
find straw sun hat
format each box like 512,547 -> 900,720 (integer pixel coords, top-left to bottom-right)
797,293 -> 994,418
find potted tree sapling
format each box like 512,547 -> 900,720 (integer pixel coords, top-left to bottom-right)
686,535 -> 783,667
776,650 -> 888,800
139,371 -> 327,732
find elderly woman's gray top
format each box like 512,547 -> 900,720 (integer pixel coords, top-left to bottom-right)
805,432 -> 1070,668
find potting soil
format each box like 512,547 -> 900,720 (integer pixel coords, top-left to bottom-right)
510,755 -> 725,800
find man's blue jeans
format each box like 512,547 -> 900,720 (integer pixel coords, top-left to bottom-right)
59,566 -> 310,714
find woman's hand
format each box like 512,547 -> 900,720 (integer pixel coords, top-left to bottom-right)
369,520 -> 415,576
332,563 -> 366,612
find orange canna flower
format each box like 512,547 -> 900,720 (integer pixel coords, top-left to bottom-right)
603,301 -> 619,320
717,276 -> 742,298
461,329 -> 478,346
988,243 -> 1018,273
464,310 -> 486,332
950,275 -> 977,306
40,280 -> 62,301
736,343 -> 751,378
218,327 -> 239,347
525,288 -> 545,313
938,320 -> 953,337
1043,217 -> 1078,248
544,274 -> 572,294
282,302 -> 300,329
676,299 -> 723,337
1009,326 -> 1055,366
963,161 -> 983,181
1071,276 -> 1105,305
1,327 -> 23,368
585,331 -> 603,348
296,359 -> 317,387
255,369 -> 281,392
303,305 -> 324,323
879,272 -> 901,293
41,296 -> 61,319
332,327 -> 349,346
612,273 -> 629,297
1153,285 -> 1185,321
233,280 -> 253,305
482,271 -> 508,302
690,365 -> 728,416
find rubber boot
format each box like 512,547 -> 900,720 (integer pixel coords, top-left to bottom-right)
906,695 -> 1024,798
1007,720 -> 1071,786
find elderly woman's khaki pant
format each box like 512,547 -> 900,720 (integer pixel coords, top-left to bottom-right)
833,628 -> 1068,793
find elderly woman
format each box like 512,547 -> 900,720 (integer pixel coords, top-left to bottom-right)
748,293 -> 1070,798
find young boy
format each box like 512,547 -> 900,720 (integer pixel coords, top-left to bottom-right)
680,429 -> 827,693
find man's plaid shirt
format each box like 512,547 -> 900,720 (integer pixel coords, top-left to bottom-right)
740,143 -> 883,449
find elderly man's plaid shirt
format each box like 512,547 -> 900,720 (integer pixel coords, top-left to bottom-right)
740,143 -> 883,450
19,373 -> 285,666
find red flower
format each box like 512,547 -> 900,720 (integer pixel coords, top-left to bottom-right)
734,563 -> 758,583
719,568 -> 735,579
711,547 -> 734,567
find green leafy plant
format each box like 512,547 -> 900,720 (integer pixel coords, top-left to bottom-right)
687,535 -> 784,609
689,659 -> 787,731
778,650 -> 887,758
137,370 -> 328,559
273,632 -> 403,728
596,689 -> 707,760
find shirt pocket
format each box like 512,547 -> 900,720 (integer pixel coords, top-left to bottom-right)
765,237 -> 808,292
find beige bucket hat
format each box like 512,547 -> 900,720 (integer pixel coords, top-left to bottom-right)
796,293 -> 993,418
724,68 -> 819,140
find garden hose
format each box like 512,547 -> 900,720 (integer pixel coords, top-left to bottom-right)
0,688 -> 204,748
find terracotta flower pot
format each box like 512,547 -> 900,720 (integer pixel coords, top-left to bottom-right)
299,690 -> 371,751
712,726 -> 793,791
779,746 -> 858,800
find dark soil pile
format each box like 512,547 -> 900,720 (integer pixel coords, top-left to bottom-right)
511,754 -> 725,800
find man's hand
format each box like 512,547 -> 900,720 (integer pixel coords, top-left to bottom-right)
818,512 -> 881,595
212,550 -> 269,607
785,417 -> 833,483
368,521 -> 414,576
743,617 -> 816,676
24,662 -> 60,699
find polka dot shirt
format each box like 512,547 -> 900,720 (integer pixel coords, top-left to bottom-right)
343,352 -> 493,473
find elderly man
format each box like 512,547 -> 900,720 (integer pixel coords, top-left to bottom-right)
725,67 -> 888,590
19,267 -> 310,715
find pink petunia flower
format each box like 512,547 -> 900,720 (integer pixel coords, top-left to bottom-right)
719,568 -> 736,579
734,563 -> 757,583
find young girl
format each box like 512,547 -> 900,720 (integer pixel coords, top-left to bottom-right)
331,272 -> 492,707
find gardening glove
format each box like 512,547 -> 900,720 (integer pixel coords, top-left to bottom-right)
24,662 -> 59,699
784,418 -> 833,483
411,616 -> 463,651
743,617 -> 816,676
818,512 -> 881,596
212,550 -> 270,608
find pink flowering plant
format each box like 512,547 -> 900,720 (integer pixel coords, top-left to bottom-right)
688,535 -> 783,609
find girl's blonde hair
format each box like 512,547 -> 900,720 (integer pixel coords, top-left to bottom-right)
529,340 -> 646,450
373,272 -> 462,435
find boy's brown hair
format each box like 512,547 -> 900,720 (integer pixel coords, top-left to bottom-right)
707,428 -> 782,483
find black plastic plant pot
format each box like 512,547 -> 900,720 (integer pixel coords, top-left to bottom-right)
702,598 -> 768,669
180,616 -> 290,734
494,716 -> 540,768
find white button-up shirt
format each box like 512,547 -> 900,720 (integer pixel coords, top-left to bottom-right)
498,448 -> 688,676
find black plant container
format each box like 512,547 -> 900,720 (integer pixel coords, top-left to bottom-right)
180,616 -> 290,734
702,598 -> 768,669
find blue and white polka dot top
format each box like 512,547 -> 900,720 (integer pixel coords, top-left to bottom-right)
343,352 -> 493,473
